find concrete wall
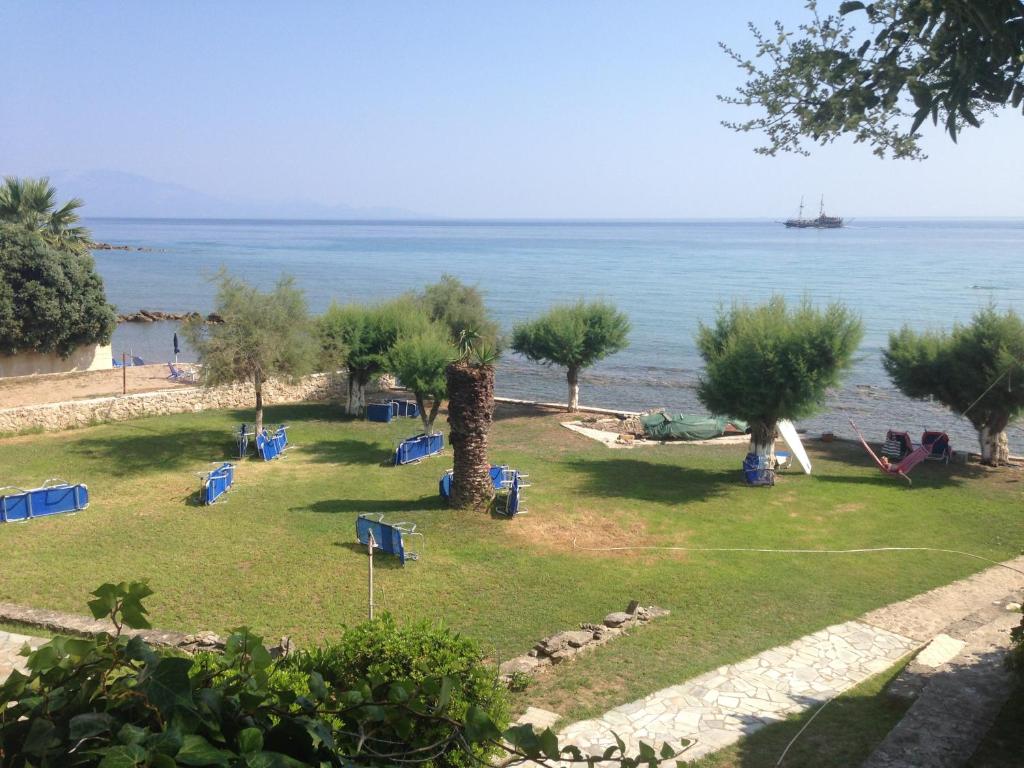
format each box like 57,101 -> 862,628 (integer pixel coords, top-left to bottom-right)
0,371 -> 380,434
0,344 -> 112,378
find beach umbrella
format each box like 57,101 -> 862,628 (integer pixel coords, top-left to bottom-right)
173,332 -> 180,362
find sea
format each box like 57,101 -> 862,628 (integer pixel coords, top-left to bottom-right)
87,217 -> 1024,452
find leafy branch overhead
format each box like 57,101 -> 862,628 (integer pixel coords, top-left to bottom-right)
720,1 -> 1024,158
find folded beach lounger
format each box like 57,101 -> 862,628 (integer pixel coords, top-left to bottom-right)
742,453 -> 775,487
502,470 -> 532,516
881,430 -> 912,460
394,432 -> 444,465
198,462 -> 235,505
367,402 -> 395,423
236,424 -> 254,459
439,464 -> 509,501
773,450 -> 793,471
0,479 -> 89,523
356,513 -> 422,565
256,430 -> 280,461
395,399 -> 420,418
271,424 -> 289,454
921,431 -> 951,463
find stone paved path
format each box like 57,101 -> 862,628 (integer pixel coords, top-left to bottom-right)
557,556 -> 1024,762
0,630 -> 41,681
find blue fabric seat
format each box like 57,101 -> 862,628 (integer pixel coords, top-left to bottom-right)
742,453 -> 775,486
394,432 -> 444,465
395,400 -> 420,418
256,430 -> 280,461
272,425 -> 289,454
439,464 -> 509,502
0,480 -> 89,523
356,514 -> 421,565
199,463 -> 235,505
367,402 -> 394,423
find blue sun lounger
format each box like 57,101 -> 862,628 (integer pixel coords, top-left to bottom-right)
439,464 -> 509,501
394,432 -> 444,465
498,468 -> 530,517
742,453 -> 775,486
271,425 -> 289,454
367,402 -> 395,423
0,479 -> 89,523
356,514 -> 422,565
395,399 -> 419,418
197,463 -> 235,505
256,430 -> 280,461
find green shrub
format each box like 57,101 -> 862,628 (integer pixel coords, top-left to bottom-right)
290,614 -> 509,768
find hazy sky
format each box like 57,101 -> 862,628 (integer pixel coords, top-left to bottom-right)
2,1 -> 1021,219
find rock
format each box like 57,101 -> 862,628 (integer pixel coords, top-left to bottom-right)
645,605 -> 671,619
604,611 -> 635,628
527,648 -> 538,657
500,655 -> 542,676
269,636 -> 295,659
206,312 -> 224,324
550,647 -> 579,664
539,629 -> 594,654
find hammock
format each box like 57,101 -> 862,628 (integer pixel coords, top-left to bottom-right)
847,418 -> 933,485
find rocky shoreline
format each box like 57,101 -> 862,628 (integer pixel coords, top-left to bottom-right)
92,242 -> 154,252
116,310 -> 223,324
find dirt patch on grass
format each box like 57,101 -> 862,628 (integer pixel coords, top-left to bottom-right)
833,502 -> 866,514
507,505 -> 689,563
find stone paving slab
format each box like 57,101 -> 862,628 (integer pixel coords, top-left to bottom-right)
556,556 -> 1024,762
0,630 -> 42,681
559,620 -> 918,760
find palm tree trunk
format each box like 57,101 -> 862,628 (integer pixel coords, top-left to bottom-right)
567,365 -> 580,412
446,361 -> 495,510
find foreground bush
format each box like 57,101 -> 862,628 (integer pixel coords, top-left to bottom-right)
291,614 -> 508,768
0,582 -> 682,767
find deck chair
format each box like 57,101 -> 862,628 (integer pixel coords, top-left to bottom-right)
394,432 -> 444,465
356,514 -> 422,565
271,425 -> 289,454
396,400 -> 420,418
742,453 -> 775,486
773,451 -> 793,471
256,430 -> 280,461
882,430 -> 913,460
167,363 -> 198,382
439,464 -> 509,502
366,402 -> 394,423
922,431 -> 951,463
1,479 -> 90,523
236,424 -> 254,459
502,470 -> 530,516
197,463 -> 235,505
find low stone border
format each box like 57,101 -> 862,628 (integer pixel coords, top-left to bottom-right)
499,603 -> 669,681
0,602 -> 224,653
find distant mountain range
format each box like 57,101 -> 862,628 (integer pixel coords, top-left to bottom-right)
42,169 -> 426,220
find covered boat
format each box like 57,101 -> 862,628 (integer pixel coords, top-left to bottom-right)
641,413 -> 748,441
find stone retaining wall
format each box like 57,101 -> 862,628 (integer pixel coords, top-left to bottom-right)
0,371 -> 377,434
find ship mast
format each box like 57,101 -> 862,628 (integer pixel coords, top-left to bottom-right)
797,196 -> 804,219
819,195 -> 825,217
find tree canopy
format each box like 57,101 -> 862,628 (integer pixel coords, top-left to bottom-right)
0,176 -> 92,253
316,298 -> 428,414
0,224 -> 116,357
419,274 -> 501,348
697,297 -> 862,452
385,324 -> 458,431
884,306 -> 1024,463
182,272 -> 316,431
721,1 -> 1024,159
511,300 -> 630,411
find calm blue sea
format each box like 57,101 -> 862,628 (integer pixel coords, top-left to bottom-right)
87,218 -> 1024,451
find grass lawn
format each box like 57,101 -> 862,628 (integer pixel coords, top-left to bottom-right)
0,401 -> 1021,725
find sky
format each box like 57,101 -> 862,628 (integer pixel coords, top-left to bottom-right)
1,1 -> 1021,219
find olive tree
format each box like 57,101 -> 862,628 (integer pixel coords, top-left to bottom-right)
511,300 -> 630,412
0,224 -> 116,356
722,1 -> 1024,159
385,324 -> 458,432
419,274 -> 501,347
317,298 -> 426,416
884,307 -> 1024,465
182,272 -> 316,433
697,297 -> 863,458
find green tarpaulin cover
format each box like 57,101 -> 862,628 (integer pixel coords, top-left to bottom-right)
640,413 -> 748,441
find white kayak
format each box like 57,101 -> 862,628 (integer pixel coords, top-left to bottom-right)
777,419 -> 812,475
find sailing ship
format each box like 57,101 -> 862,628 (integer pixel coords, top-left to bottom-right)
784,196 -> 843,229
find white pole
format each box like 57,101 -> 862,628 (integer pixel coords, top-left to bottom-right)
367,530 -> 375,620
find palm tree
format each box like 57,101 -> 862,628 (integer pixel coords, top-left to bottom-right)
0,177 -> 92,253
445,333 -> 498,510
